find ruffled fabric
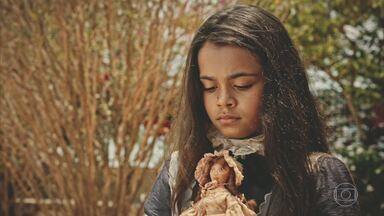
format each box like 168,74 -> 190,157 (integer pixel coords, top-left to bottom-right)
226,195 -> 257,216
179,187 -> 256,216
207,126 -> 265,157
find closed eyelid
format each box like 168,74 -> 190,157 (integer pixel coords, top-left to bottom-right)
201,78 -> 255,85
199,71 -> 260,80
200,79 -> 258,88
201,83 -> 254,92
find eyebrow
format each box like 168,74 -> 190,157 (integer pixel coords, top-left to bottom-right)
199,71 -> 259,81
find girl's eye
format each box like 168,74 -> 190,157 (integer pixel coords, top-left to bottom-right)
203,84 -> 253,92
203,87 -> 217,92
234,84 -> 253,90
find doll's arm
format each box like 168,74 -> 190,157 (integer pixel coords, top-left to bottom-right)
245,199 -> 257,212
225,194 -> 256,216
236,194 -> 257,212
144,159 -> 171,216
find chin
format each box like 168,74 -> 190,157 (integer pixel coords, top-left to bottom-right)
219,128 -> 249,139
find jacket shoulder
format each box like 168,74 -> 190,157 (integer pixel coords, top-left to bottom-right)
308,152 -> 353,180
308,151 -> 361,215
144,152 -> 177,216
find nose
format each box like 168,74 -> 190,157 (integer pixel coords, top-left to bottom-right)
217,88 -> 236,108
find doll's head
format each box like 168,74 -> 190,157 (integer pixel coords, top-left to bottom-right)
195,150 -> 243,195
209,157 -> 231,184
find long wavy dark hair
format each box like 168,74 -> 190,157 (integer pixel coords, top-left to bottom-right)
166,4 -> 330,215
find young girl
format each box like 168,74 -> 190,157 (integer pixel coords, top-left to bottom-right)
144,4 -> 360,216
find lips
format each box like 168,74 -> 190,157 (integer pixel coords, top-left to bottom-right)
217,114 -> 241,120
217,114 -> 241,125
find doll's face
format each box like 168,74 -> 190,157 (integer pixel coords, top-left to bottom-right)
209,158 -> 231,184
198,42 -> 265,139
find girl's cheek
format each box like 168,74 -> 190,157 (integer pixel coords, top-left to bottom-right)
204,95 -> 216,108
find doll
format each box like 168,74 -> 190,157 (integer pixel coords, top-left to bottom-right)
180,150 -> 256,216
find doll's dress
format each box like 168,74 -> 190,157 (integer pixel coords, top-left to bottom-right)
180,180 -> 256,216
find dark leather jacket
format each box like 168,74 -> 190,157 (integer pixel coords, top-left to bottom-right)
144,152 -> 361,216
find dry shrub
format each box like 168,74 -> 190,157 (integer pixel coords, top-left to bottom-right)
0,0 -> 232,215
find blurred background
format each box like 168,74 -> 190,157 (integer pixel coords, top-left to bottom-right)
0,0 -> 382,215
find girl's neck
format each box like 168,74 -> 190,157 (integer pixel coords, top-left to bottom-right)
237,131 -> 262,139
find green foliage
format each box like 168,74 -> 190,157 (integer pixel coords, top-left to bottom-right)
337,143 -> 384,215
244,0 -> 383,214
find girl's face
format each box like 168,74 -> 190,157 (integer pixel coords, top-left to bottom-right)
198,42 -> 264,139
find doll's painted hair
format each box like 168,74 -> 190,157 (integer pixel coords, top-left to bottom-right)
167,4 -> 330,215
